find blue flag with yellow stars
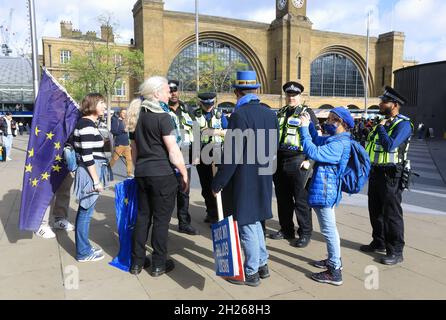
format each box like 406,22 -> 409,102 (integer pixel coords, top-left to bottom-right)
110,178 -> 138,272
19,69 -> 80,231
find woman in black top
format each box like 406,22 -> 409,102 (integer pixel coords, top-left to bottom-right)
126,76 -> 188,276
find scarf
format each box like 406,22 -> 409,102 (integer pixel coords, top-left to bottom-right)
235,93 -> 260,110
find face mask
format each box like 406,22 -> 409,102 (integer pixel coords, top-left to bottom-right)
323,123 -> 338,136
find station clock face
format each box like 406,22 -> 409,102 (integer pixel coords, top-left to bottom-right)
292,0 -> 305,8
278,0 -> 287,11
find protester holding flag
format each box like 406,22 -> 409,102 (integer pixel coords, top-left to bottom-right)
73,93 -> 112,262
126,76 -> 188,276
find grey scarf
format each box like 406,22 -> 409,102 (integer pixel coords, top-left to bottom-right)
141,99 -> 165,114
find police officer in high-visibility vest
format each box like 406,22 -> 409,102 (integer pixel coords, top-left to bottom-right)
361,86 -> 413,265
168,80 -> 199,235
195,92 -> 228,224
270,82 -> 321,248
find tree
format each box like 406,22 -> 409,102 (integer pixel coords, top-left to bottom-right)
197,52 -> 249,93
64,14 -> 144,129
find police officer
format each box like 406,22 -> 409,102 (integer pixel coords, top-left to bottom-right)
270,82 -> 320,248
361,86 -> 413,265
168,80 -> 199,235
195,92 -> 228,224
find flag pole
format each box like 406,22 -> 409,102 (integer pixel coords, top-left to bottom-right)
195,0 -> 200,93
28,0 -> 40,99
364,10 -> 371,118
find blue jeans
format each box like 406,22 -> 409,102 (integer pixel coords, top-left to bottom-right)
239,222 -> 268,276
3,135 -> 13,158
75,201 -> 97,259
314,207 -> 342,270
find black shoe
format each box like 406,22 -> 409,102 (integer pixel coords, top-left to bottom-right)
312,259 -> 344,271
360,243 -> 386,254
226,272 -> 260,287
269,230 -> 295,240
179,224 -> 199,236
150,259 -> 175,277
129,257 -> 151,275
380,254 -> 404,265
310,266 -> 343,286
204,215 -> 218,224
292,236 -> 311,248
258,265 -> 270,279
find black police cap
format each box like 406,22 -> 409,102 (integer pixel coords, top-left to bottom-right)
283,82 -> 304,95
198,92 -> 217,105
168,80 -> 180,90
379,86 -> 408,105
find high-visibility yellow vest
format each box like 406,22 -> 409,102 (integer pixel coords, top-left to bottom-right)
366,117 -> 412,165
278,105 -> 305,152
196,110 -> 223,144
176,105 -> 195,144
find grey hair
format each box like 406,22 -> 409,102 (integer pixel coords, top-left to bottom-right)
125,76 -> 168,132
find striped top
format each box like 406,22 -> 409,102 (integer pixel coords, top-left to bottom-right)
74,118 -> 106,167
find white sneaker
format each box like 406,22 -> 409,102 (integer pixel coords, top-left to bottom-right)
77,252 -> 105,263
35,225 -> 56,239
6,157 -> 12,161
53,219 -> 75,232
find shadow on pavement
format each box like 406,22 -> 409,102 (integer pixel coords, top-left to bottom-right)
0,189 -> 33,243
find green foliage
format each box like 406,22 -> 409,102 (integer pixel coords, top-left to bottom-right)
64,40 -> 144,104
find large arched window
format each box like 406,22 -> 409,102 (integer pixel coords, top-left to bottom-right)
310,54 -> 365,97
167,40 -> 253,92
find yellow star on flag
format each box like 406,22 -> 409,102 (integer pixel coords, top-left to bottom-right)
52,164 -> 62,173
28,148 -> 34,158
46,132 -> 55,140
124,198 -> 129,206
55,154 -> 63,162
35,126 -> 41,136
54,142 -> 61,150
31,178 -> 39,187
25,164 -> 33,173
41,172 -> 50,181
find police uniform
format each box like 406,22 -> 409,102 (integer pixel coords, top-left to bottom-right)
168,80 -> 198,235
195,93 -> 228,223
362,86 -> 414,265
270,82 -> 320,247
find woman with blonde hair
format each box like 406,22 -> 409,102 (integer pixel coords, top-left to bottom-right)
126,76 -> 189,276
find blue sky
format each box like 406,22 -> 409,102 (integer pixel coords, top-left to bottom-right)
1,0 -> 445,63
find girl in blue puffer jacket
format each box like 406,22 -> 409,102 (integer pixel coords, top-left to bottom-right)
298,107 -> 354,286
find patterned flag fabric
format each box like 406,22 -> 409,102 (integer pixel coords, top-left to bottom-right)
110,178 -> 138,272
19,69 -> 80,231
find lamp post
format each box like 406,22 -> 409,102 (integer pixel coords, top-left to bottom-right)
28,0 -> 40,99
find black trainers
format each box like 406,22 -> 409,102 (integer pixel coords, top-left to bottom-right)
291,236 -> 311,248
258,265 -> 270,279
360,243 -> 386,254
312,259 -> 343,271
179,224 -> 199,236
310,267 -> 343,286
226,272 -> 260,287
269,230 -> 295,240
380,254 -> 404,265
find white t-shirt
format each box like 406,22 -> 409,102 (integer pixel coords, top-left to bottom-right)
5,119 -> 13,135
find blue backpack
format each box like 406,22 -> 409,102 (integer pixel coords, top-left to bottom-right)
341,139 -> 371,194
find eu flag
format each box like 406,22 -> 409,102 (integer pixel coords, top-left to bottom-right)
19,69 -> 80,231
110,178 -> 138,272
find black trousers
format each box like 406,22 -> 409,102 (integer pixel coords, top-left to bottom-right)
132,175 -> 177,268
176,168 -> 192,227
196,163 -> 218,218
368,166 -> 405,255
273,157 -> 313,237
